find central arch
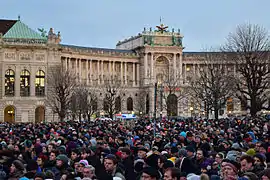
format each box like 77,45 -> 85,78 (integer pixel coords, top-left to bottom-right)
4,106 -> 15,123
155,56 -> 169,84
35,106 -> 45,123
167,94 -> 178,116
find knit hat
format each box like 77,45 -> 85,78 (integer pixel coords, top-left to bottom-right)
79,160 -> 89,166
246,148 -> 256,156
179,131 -> 186,138
253,153 -> 266,164
178,148 -> 187,157
186,146 -> 195,153
56,154 -> 69,164
187,173 -> 200,180
24,139 -> 32,148
13,160 -> 25,171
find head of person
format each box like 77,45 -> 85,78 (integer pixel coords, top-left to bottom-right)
215,152 -> 224,164
71,149 -> 80,160
261,168 -> 270,180
222,160 -> 240,180
137,147 -> 148,159
141,167 -> 160,180
56,154 -> 69,168
83,165 -> 95,179
119,147 -> 131,160
78,160 -> 89,173
196,149 -> 204,160
10,160 -> 25,175
104,154 -> 118,172
49,150 -> 58,161
240,155 -> 254,172
164,167 -> 182,180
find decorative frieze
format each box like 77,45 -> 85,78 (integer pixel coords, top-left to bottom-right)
20,52 -> 32,60
36,54 -> 45,61
5,52 -> 16,60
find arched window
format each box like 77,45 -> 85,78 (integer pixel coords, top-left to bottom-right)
167,94 -> 178,116
127,97 -> 133,111
35,70 -> 45,96
5,69 -> 15,96
20,69 -> 30,96
103,98 -> 109,111
115,96 -> 121,112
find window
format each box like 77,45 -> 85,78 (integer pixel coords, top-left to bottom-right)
20,69 -> 30,96
35,70 -> 45,96
127,97 -> 133,111
5,69 -> 15,96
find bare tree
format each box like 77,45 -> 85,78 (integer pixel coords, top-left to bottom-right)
134,88 -> 149,117
223,24 -> 270,117
100,76 -> 126,119
190,52 -> 235,120
159,69 -> 188,119
70,86 -> 98,121
46,66 -> 77,121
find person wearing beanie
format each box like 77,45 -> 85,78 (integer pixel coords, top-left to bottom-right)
24,159 -> 39,179
9,160 -> 25,179
253,153 -> 266,176
222,159 -> 240,180
246,148 -> 256,156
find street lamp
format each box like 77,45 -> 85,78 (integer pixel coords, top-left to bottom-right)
160,111 -> 162,122
190,107 -> 194,117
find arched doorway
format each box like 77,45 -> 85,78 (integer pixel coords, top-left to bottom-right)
35,106 -> 45,123
167,94 -> 178,116
127,97 -> 133,111
4,106 -> 15,123
115,96 -> 121,112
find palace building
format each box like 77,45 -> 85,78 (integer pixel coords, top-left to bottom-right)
0,18 -> 253,123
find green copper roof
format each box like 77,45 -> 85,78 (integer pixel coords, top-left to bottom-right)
3,20 -> 46,40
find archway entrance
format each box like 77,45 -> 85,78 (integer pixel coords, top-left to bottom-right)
35,106 -> 45,123
4,106 -> 15,123
167,94 -> 178,116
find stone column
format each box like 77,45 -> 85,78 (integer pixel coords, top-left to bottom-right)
109,61 -> 112,82
184,63 -> 187,83
89,60 -> 92,85
112,61 -> 115,77
136,63 -> 140,86
120,62 -> 123,85
68,58 -> 71,70
101,61 -> 104,84
86,60 -> 89,85
97,60 -> 100,85
15,66 -> 20,97
133,63 -> 136,87
144,54 -> 148,84
179,53 -> 183,83
151,53 -> 154,80
233,64 -> 236,76
79,59 -> 82,82
193,63 -> 196,75
65,57 -> 68,70
224,64 -> 227,75
173,53 -> 176,78
124,62 -> 127,85
30,66 -> 35,97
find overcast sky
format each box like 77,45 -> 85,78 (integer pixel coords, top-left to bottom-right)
1,0 -> 270,51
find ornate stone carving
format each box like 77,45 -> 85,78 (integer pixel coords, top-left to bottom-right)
153,53 -> 173,61
36,101 -> 45,106
20,52 -> 32,60
5,101 -> 14,106
36,54 -> 45,61
5,52 -> 16,60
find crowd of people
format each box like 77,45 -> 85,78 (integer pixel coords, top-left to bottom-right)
0,116 -> 269,180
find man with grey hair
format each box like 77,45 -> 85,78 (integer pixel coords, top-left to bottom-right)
83,165 -> 96,179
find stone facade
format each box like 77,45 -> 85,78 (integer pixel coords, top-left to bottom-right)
0,20 -> 260,123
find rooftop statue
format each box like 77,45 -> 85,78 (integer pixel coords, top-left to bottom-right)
156,24 -> 168,34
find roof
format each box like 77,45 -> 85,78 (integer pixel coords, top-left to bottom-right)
61,44 -> 135,54
3,20 -> 46,40
0,19 -> 17,35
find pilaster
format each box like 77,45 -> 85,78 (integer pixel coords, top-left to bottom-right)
30,66 -> 36,97
132,63 -> 136,87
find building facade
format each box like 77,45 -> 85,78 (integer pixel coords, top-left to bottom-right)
0,19 -> 255,123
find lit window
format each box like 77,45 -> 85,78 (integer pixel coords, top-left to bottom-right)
20,70 -> 30,96
5,69 -> 15,96
35,70 -> 45,96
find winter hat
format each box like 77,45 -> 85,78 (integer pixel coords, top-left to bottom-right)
246,148 -> 256,156
79,160 -> 89,166
231,143 -> 241,150
134,159 -> 144,173
178,148 -> 187,157
253,153 -> 266,164
186,146 -> 195,153
13,160 -> 25,171
19,178 -> 29,180
179,131 -> 186,138
24,139 -> 32,148
56,154 -> 69,164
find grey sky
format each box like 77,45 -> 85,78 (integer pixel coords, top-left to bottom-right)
1,0 -> 270,51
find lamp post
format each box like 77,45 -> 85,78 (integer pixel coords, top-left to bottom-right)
190,106 -> 194,117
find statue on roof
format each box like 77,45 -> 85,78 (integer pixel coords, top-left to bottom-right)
38,28 -> 47,38
156,24 -> 168,34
